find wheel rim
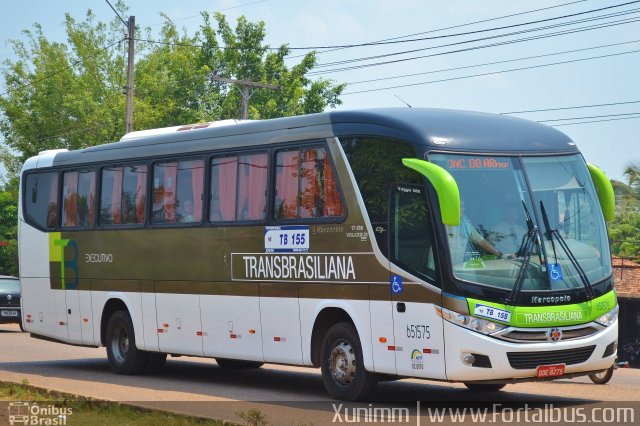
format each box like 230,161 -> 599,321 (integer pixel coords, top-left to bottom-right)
329,340 -> 356,387
110,323 -> 129,365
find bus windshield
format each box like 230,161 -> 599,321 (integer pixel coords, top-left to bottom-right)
429,153 -> 611,293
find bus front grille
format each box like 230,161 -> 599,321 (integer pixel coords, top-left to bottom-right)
507,345 -> 595,369
496,326 -> 600,342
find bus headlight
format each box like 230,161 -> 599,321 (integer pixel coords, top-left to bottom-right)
435,306 -> 506,335
595,305 -> 618,327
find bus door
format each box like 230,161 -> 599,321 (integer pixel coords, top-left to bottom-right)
389,184 -> 446,379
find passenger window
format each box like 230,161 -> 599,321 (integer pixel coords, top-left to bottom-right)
62,170 -> 96,228
24,172 -> 58,229
339,137 -> 419,256
210,153 -> 267,222
100,165 -> 147,225
153,160 -> 204,224
273,147 -> 344,220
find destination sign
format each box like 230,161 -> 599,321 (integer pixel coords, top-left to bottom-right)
442,157 -> 513,170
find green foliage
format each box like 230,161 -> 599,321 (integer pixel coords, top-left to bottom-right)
0,5 -> 345,174
608,212 -> 640,260
0,5 -> 345,276
236,408 -> 268,426
0,188 -> 19,275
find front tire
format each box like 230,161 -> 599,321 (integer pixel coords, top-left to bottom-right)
464,383 -> 506,392
589,366 -> 614,384
105,310 -> 148,374
320,322 -> 378,401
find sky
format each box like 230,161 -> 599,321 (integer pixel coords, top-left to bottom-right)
1,0 -> 639,182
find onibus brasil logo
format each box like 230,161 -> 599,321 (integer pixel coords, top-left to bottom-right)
8,402 -> 73,425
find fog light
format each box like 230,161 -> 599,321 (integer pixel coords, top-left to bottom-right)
462,353 -> 476,366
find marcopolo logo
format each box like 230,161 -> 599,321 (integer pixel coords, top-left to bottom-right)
8,402 -> 73,425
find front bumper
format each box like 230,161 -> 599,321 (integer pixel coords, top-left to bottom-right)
444,319 -> 618,382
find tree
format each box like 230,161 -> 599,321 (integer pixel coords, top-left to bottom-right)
0,5 -> 345,174
0,189 -> 18,275
0,5 -> 346,275
623,162 -> 640,200
608,212 -> 640,260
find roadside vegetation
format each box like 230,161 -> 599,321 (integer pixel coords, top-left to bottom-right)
0,381 -> 224,425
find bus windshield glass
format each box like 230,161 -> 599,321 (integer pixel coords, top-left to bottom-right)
429,153 -> 611,292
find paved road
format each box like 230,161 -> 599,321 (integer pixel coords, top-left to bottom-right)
1,324 -> 638,425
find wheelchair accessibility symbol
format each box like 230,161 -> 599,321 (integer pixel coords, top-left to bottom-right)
391,276 -> 403,294
549,263 -> 563,281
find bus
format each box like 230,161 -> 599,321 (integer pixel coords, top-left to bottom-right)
18,108 -> 618,401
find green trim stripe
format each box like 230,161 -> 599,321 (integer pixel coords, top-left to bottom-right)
467,290 -> 616,327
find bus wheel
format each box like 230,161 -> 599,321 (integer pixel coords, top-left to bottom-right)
215,358 -> 264,369
320,322 -> 378,401
105,310 -> 148,374
464,383 -> 506,392
588,366 -> 614,384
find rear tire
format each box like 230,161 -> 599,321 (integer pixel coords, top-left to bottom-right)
464,383 -> 506,392
105,310 -> 148,374
215,358 -> 264,369
320,322 -> 378,401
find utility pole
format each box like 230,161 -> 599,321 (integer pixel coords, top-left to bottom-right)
125,15 -> 135,134
210,76 -> 280,119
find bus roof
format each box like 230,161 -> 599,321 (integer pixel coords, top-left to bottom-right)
46,108 -> 578,167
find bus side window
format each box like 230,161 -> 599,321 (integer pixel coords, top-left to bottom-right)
210,153 -> 267,223
24,172 -> 58,230
338,136 -> 420,258
100,165 -> 147,226
273,146 -> 344,220
62,170 -> 96,228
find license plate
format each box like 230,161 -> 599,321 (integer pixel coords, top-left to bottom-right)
1,310 -> 18,317
536,364 -> 565,378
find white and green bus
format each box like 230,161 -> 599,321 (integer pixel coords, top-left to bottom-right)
19,108 -> 618,400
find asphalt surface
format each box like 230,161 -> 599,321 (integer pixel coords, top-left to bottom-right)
1,323 -> 639,425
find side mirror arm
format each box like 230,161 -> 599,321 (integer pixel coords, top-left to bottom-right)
402,158 -> 460,226
587,163 -> 615,222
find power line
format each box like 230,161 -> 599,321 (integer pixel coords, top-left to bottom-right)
502,100 -> 640,114
346,39 -> 640,86
342,48 -> 640,95
539,112 -> 640,122
148,0 -> 269,28
311,8 -> 640,72
286,0 -> 591,59
288,1 -> 640,50
310,16 -> 640,77
550,115 -> 640,126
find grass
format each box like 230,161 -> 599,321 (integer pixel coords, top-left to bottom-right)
0,381 -> 228,425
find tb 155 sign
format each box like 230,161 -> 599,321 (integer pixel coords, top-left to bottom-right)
265,225 -> 310,253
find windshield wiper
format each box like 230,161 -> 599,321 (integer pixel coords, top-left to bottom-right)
506,227 -> 538,305
539,201 -> 595,299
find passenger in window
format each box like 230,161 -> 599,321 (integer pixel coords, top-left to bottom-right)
153,198 -> 177,223
182,200 -> 194,222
